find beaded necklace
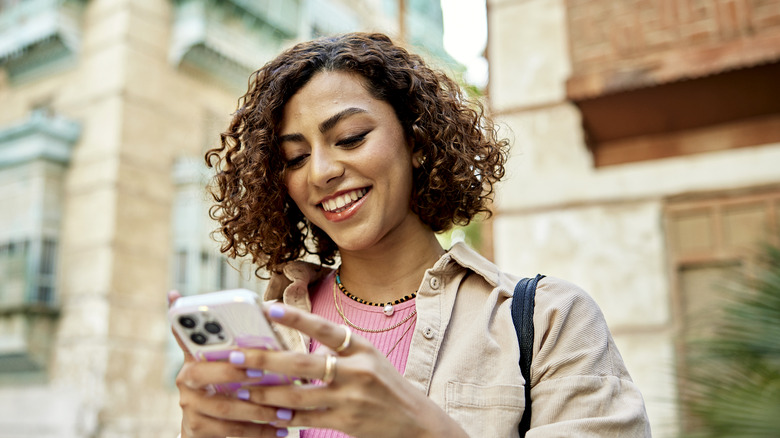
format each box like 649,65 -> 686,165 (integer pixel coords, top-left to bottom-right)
332,282 -> 417,332
335,266 -> 417,316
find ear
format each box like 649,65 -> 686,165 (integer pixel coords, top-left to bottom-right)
412,149 -> 425,169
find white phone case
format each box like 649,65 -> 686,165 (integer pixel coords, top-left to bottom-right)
169,289 -> 297,388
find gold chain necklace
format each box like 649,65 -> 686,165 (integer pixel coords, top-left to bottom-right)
384,318 -> 416,358
332,282 -> 417,333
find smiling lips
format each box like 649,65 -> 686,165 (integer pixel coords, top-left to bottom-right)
321,188 -> 368,213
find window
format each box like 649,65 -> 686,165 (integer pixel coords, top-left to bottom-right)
0,238 -> 57,306
0,240 -> 29,305
170,156 -> 267,297
665,186 -> 780,432
0,110 -> 77,377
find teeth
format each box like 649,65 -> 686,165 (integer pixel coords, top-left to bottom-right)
322,189 -> 367,213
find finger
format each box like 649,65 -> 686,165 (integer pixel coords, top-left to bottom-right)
265,303 -> 364,354
182,413 -> 286,438
245,385 -> 355,432
190,392 -> 282,424
285,407 -> 343,431
242,384 -> 340,412
232,349 -> 337,383
177,361 -> 260,390
168,289 -> 182,307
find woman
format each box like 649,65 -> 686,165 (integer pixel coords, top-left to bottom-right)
170,33 -> 651,437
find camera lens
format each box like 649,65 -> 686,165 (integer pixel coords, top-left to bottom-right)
190,333 -> 208,345
204,321 -> 222,334
178,316 -> 197,329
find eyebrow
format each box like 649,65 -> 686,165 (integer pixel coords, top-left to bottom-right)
278,132 -> 305,143
319,107 -> 367,133
278,107 -> 368,144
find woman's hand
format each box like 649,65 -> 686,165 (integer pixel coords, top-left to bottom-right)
228,303 -> 469,438
168,290 -> 290,438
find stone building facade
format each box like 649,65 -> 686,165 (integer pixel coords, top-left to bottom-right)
487,0 -> 780,436
0,1 -> 451,437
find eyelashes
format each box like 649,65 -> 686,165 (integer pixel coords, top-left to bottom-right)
283,130 -> 371,170
335,130 -> 370,147
284,155 -> 307,170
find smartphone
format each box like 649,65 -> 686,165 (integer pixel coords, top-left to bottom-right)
168,289 -> 297,388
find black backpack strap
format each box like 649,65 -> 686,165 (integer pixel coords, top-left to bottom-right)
512,274 -> 544,437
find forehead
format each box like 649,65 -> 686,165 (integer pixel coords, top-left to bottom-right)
280,71 -> 380,125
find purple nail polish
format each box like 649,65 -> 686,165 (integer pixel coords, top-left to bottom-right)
224,382 -> 242,391
229,351 -> 245,365
276,428 -> 289,437
246,369 -> 264,378
236,388 -> 250,400
269,304 -> 285,319
276,408 -> 293,421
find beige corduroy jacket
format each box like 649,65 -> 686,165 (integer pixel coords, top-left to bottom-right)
264,242 -> 652,438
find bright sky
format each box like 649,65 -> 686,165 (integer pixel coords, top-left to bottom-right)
440,0 -> 488,87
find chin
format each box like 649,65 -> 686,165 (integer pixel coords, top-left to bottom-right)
332,240 -> 374,252
329,233 -> 381,252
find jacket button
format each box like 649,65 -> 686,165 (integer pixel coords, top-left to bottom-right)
429,277 -> 440,289
423,327 -> 435,339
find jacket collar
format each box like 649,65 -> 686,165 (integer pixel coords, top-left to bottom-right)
265,242 -> 501,304
264,242 -> 502,350
264,260 -> 330,352
437,241 -> 501,287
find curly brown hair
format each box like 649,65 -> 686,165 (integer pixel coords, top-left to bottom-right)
205,32 -> 508,274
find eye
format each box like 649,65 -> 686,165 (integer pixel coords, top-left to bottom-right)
336,130 -> 370,148
284,154 -> 309,170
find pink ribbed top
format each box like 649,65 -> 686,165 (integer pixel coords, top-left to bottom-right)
301,271 -> 417,438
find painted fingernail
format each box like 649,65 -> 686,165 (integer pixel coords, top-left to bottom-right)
246,369 -> 264,378
236,388 -> 250,400
229,351 -> 245,365
276,428 -> 289,437
276,408 -> 293,421
269,304 -> 285,319
225,382 -> 242,391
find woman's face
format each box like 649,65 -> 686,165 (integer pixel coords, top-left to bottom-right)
279,70 -> 421,252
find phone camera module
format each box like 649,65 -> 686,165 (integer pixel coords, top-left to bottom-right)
190,333 -> 208,345
204,321 -> 222,334
178,316 -> 197,329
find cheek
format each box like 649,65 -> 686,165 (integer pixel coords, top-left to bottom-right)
283,174 -> 306,206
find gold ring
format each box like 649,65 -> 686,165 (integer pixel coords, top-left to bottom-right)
322,354 -> 337,385
335,325 -> 352,353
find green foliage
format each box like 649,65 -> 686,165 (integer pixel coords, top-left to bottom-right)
436,220 -> 482,250
679,244 -> 780,437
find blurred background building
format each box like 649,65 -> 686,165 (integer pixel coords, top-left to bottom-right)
1,0 -> 779,437
488,0 -> 780,436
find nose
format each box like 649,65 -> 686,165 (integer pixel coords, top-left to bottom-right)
309,146 -> 344,187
